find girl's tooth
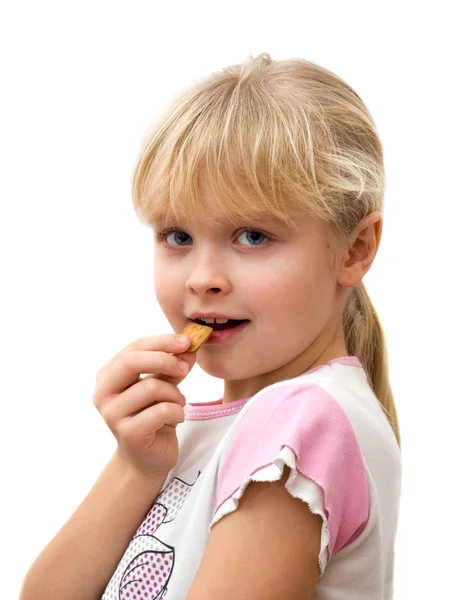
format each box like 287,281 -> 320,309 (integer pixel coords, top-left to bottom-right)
199,317 -> 231,324
201,318 -> 228,324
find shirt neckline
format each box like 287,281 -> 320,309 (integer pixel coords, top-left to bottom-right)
184,356 -> 363,420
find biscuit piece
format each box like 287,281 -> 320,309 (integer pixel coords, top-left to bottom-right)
179,322 -> 213,352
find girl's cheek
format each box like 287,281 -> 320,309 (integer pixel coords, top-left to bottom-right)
155,270 -> 184,305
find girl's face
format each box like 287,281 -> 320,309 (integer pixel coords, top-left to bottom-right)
152,186 -> 350,403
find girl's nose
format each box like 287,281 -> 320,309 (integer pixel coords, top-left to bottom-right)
185,265 -> 232,296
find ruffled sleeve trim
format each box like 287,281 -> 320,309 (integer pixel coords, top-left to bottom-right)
209,445 -> 330,576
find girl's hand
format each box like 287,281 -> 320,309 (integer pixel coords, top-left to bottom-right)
92,334 -> 196,478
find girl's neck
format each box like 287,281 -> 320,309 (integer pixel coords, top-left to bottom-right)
222,339 -> 349,405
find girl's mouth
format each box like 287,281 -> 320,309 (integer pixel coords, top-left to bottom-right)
193,318 -> 249,331
191,319 -> 251,345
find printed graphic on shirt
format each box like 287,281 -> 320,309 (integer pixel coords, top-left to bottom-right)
101,471 -> 201,599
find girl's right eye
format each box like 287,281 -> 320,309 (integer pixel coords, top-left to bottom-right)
156,229 -> 191,246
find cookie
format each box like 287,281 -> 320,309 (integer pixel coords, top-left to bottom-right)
179,322 -> 213,352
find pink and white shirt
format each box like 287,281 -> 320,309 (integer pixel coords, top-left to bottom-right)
101,357 -> 402,599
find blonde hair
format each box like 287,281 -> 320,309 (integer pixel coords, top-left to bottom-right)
131,52 -> 401,448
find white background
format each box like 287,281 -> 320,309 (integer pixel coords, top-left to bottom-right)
1,1 -> 451,598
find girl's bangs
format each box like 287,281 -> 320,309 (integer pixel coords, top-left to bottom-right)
134,92 -> 319,232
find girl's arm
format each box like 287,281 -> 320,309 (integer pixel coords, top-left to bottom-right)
19,450 -> 168,600
185,465 -> 322,600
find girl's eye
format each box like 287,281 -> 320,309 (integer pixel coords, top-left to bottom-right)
236,230 -> 269,247
158,230 -> 192,247
156,228 -> 271,249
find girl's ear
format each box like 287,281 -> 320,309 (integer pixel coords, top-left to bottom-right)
337,211 -> 382,288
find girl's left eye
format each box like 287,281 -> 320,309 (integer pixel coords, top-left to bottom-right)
156,228 -> 271,249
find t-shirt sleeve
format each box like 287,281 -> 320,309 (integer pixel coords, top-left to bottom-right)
209,382 -> 370,576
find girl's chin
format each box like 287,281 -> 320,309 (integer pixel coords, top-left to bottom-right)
196,356 -> 258,380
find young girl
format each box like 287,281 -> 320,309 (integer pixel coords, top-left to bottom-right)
20,53 -> 402,600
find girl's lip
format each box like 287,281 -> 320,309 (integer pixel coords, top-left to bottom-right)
189,316 -> 249,323
204,320 -> 250,344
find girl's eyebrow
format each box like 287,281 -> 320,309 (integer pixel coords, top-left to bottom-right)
150,213 -> 293,234
152,214 -> 285,227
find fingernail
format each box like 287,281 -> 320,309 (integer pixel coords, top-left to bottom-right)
177,335 -> 190,345
178,360 -> 189,373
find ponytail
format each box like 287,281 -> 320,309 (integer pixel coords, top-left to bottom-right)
343,282 -> 401,447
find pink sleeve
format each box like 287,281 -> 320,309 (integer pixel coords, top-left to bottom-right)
210,382 -> 370,570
